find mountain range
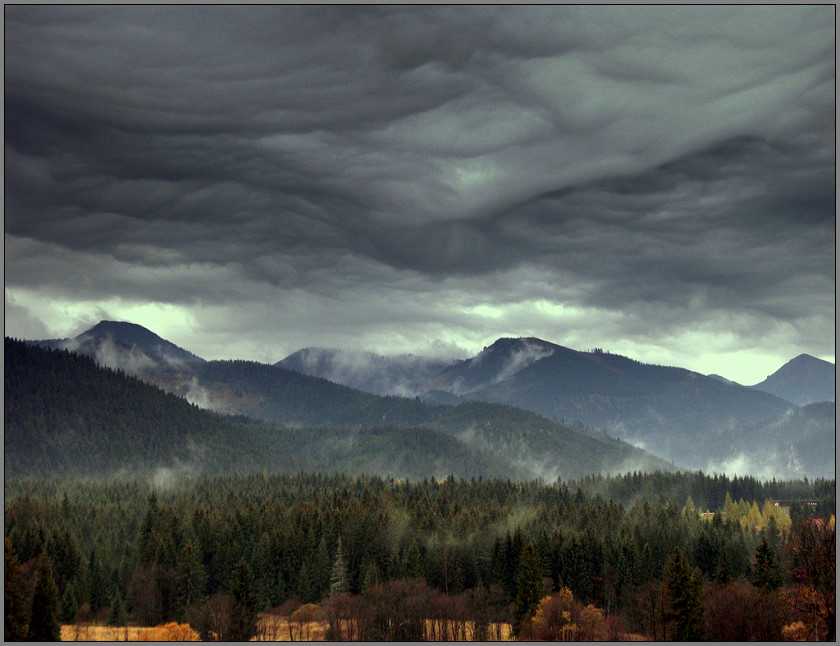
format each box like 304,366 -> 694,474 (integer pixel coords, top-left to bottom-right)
21,321 -> 835,478
10,328 -> 670,481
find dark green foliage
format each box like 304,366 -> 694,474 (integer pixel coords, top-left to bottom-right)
107,592 -> 127,626
662,547 -> 704,641
175,540 -> 207,619
752,537 -> 783,590
4,540 -> 29,641
58,579 -> 79,624
30,553 -> 61,641
5,337 -> 670,481
226,558 -> 258,642
329,538 -> 348,596
86,549 -> 111,615
3,338 -> 279,478
512,542 -> 543,636
713,549 -> 734,587
4,470 -> 835,638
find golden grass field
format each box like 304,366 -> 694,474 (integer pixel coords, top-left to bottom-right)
61,616 -> 515,641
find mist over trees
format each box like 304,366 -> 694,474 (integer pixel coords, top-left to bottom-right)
4,471 -> 835,640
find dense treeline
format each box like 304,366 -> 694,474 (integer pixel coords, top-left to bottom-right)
572,470 -> 836,516
5,471 -> 835,640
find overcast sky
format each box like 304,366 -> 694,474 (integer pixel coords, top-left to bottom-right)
4,6 -> 835,384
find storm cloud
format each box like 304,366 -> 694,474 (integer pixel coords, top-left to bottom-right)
4,6 -> 835,383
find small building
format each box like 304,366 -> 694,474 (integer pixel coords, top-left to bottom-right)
773,500 -> 818,515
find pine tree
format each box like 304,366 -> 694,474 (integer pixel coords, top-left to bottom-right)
175,540 -> 207,619
58,579 -> 79,624
107,593 -> 127,627
30,552 -> 61,641
86,548 -> 110,616
401,537 -> 425,580
361,558 -> 380,590
227,557 -> 259,641
752,537 -> 783,590
329,537 -> 348,596
4,540 -> 30,641
662,546 -> 703,641
312,537 -> 332,600
512,541 -> 543,636
713,548 -> 734,587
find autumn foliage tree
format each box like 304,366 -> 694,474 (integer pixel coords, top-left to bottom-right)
784,517 -> 835,641
137,622 -> 199,641
520,588 -> 581,640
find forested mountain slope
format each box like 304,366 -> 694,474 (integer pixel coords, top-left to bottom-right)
420,338 -> 803,471
4,338 -> 270,478
177,358 -> 673,478
278,347 -> 451,397
5,338 -> 669,480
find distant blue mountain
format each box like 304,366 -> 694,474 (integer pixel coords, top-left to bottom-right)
750,354 -> 835,406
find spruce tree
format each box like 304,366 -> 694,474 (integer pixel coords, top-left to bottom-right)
512,541 -> 543,636
226,557 -> 258,641
662,546 -> 703,641
30,552 -> 61,641
752,537 -> 783,590
714,548 -> 734,587
175,540 -> 207,619
329,537 -> 348,596
58,579 -> 79,624
107,593 -> 127,627
4,540 -> 30,641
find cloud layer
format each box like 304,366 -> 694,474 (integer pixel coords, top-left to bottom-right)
4,6 -> 835,383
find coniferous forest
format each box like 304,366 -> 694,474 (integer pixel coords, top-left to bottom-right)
3,336 -> 837,641
4,471 -> 835,641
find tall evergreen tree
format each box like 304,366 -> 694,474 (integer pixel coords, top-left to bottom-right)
107,593 -> 127,627
752,537 -> 783,590
4,540 -> 30,641
30,552 -> 61,641
226,557 -> 259,642
713,548 -> 734,587
329,537 -> 348,596
58,579 -> 79,624
175,540 -> 207,619
512,541 -> 543,636
86,549 -> 110,616
662,546 -> 703,641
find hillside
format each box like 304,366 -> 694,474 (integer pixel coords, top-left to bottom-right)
420,338 -> 798,470
751,353 -> 835,405
715,401 -> 836,479
4,338 -> 270,478
7,337 -> 669,480
180,358 -> 672,479
278,347 -> 451,397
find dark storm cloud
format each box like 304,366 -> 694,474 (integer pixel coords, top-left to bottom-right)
4,5 -> 834,377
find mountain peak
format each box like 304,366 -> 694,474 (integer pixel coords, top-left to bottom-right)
751,353 -> 835,406
85,320 -> 164,343
80,320 -> 204,365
